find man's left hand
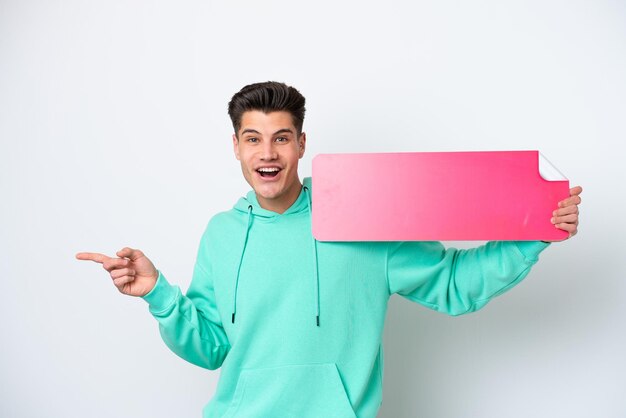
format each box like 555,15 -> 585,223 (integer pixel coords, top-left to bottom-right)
550,185 -> 582,240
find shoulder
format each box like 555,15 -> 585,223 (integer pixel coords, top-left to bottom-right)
204,209 -> 243,238
194,209 -> 246,256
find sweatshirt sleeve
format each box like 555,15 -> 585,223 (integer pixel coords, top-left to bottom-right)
141,260 -> 231,370
386,240 -> 550,316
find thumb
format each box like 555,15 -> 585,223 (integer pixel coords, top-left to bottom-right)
570,185 -> 583,196
116,247 -> 145,261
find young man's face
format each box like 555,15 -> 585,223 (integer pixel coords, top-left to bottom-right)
233,110 -> 306,213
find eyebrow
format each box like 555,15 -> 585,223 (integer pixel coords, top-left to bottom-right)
240,128 -> 295,136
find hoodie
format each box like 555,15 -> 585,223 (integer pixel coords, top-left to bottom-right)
142,176 -> 550,418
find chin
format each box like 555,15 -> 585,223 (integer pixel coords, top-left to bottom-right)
255,187 -> 283,200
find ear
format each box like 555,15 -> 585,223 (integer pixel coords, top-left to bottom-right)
298,132 -> 306,159
232,134 -> 240,160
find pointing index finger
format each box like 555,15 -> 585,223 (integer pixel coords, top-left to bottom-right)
75,252 -> 111,264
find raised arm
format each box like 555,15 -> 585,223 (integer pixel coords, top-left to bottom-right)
387,240 -> 550,315
76,246 -> 230,370
386,185 -> 582,315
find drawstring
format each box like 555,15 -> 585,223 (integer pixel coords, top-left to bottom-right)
232,204 -> 253,324
303,186 -> 321,327
231,186 -> 321,327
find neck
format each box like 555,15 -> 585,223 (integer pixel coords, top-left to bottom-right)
256,181 -> 303,214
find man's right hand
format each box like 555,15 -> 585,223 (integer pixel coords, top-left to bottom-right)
76,247 -> 158,297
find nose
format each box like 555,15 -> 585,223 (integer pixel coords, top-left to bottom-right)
260,141 -> 278,161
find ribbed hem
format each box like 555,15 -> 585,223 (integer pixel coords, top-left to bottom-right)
141,270 -> 178,312
513,241 -> 551,261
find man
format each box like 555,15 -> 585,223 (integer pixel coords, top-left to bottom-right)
76,81 -> 582,418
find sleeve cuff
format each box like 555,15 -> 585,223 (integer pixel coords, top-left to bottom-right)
141,270 -> 179,312
513,241 -> 551,262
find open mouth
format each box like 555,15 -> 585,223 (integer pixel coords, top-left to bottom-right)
257,167 -> 281,178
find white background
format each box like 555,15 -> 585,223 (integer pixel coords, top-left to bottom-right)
1,1 -> 624,417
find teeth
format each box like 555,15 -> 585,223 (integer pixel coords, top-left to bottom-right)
258,167 -> 280,172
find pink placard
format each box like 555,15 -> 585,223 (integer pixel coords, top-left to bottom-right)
311,151 -> 570,241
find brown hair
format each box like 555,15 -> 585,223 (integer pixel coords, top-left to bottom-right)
228,81 -> 306,136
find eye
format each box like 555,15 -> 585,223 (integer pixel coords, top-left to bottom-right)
246,137 -> 259,143
275,137 -> 288,142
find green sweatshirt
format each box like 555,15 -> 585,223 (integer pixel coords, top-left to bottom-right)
142,177 -> 549,418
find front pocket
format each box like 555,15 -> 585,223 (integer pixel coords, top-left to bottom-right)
223,363 -> 356,418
